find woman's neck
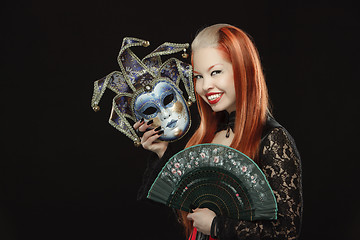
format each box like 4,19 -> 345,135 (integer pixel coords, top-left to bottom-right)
211,129 -> 234,146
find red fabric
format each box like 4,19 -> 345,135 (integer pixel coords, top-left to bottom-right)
189,228 -> 197,240
188,228 -> 216,240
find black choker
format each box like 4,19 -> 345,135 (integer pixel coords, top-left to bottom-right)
216,111 -> 236,138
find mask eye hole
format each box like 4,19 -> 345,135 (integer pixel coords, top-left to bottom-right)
163,93 -> 174,106
143,107 -> 157,115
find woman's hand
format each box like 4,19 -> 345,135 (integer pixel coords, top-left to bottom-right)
187,208 -> 216,235
133,119 -> 168,158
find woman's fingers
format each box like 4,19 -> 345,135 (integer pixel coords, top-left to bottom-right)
187,208 -> 199,221
142,128 -> 163,147
186,208 -> 215,235
133,118 -> 145,130
132,119 -> 168,158
133,119 -> 155,136
133,118 -> 167,157
138,119 -> 154,132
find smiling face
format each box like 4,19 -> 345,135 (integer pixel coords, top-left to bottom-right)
193,47 -> 236,113
134,80 -> 190,141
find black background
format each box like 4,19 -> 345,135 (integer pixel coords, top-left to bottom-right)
1,0 -> 359,239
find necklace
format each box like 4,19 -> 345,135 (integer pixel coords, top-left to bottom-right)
216,111 -> 236,138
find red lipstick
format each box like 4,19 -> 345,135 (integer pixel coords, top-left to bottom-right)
205,92 -> 224,104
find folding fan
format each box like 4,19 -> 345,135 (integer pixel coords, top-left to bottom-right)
147,143 -> 277,221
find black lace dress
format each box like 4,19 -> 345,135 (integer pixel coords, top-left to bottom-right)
137,115 -> 303,240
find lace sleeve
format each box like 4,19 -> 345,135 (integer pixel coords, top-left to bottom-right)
216,128 -> 303,239
137,144 -> 176,201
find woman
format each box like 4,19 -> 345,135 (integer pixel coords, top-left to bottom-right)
135,24 -> 303,239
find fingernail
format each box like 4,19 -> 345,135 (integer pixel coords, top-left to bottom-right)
157,130 -> 164,135
140,118 -> 145,123
154,126 -> 161,131
147,119 -> 153,125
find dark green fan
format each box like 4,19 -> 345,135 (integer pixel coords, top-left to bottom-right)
147,143 -> 277,221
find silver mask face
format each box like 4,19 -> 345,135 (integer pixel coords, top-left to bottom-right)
133,79 -> 190,141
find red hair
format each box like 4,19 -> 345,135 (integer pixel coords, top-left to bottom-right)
180,24 -> 270,237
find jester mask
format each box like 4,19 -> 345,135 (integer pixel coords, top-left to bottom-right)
91,37 -> 195,146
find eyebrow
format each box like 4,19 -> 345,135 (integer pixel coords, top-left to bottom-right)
193,64 -> 223,74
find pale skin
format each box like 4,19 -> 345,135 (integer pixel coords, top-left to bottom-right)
133,47 -> 236,235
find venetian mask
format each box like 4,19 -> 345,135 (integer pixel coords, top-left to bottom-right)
91,37 -> 195,146
134,79 -> 190,141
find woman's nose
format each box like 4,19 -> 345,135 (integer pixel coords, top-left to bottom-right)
202,76 -> 214,92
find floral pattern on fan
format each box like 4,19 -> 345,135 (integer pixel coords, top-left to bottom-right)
162,145 -> 269,199
147,143 -> 278,220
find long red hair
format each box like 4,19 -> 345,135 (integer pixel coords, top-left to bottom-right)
179,24 -> 270,237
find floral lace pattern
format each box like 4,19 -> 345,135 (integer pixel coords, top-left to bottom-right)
216,128 -> 303,239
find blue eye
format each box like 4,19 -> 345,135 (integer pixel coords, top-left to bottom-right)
194,75 -> 203,80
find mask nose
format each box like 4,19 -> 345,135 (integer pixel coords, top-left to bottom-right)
159,107 -> 171,121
